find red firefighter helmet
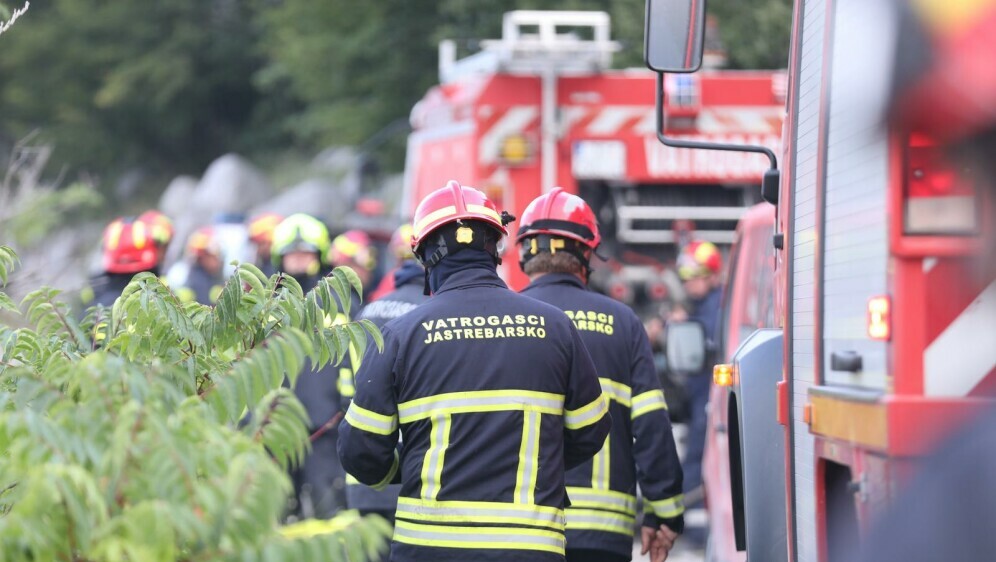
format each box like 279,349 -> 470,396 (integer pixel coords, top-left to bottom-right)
517,188 -> 601,249
411,180 -> 508,253
889,0 -> 996,144
186,226 -> 221,258
101,217 -> 160,274
247,212 -> 284,245
677,240 -> 722,281
329,229 -> 376,270
137,210 -> 174,248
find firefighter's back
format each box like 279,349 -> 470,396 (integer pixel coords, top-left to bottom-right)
339,181 -> 610,562
384,274 -> 601,561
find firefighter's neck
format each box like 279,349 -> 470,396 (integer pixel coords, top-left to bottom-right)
529,271 -> 587,284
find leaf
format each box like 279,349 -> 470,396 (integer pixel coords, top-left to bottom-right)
0,246 -> 19,286
334,266 -> 364,305
358,319 -> 383,353
345,323 -> 367,360
0,291 -> 18,314
323,274 -> 350,320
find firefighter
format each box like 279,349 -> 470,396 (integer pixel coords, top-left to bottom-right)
271,213 -> 347,518
341,224 -> 430,532
856,2 -> 996,561
338,180 -> 611,562
671,239 -> 723,548
247,212 -> 283,277
517,188 -> 684,562
176,226 -> 224,305
368,223 -> 415,301
328,229 -> 377,296
87,215 -> 168,308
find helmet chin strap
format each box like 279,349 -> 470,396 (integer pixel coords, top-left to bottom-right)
518,235 -> 595,279
416,221 -> 504,295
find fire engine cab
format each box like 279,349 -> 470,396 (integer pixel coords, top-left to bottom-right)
403,10 -> 784,312
647,0 -> 996,561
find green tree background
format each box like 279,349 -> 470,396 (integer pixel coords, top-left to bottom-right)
0,0 -> 792,191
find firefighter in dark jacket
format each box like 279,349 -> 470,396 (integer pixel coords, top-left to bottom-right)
338,180 -> 611,562
518,188 -> 684,562
176,226 -> 224,305
271,213 -> 347,518
342,224 -> 430,525
671,239 -> 723,548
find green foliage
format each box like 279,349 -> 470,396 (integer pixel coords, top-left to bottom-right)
0,248 -> 388,561
0,0 -> 270,175
709,0 -> 794,69
1,181 -> 102,248
0,0 -> 791,182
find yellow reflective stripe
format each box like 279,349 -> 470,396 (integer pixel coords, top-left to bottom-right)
371,450 -> 400,491
599,378 -> 632,406
414,205 -> 457,237
591,434 -> 610,490
105,221 -> 124,249
565,486 -> 637,516
208,285 -> 223,304
645,494 -> 685,518
338,367 -> 355,398
566,507 -> 635,535
420,413 -> 451,500
565,392 -> 608,430
176,287 -> 196,304
632,389 -> 668,419
132,220 -> 147,249
398,390 -> 564,423
396,497 -> 565,530
394,520 -> 565,555
345,403 -> 398,435
466,203 -> 502,224
345,473 -> 360,485
514,410 -> 542,504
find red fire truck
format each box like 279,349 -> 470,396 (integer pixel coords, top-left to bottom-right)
648,0 -> 996,561
403,10 -> 784,306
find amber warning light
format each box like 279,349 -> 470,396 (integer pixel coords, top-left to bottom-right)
713,364 -> 734,387
867,296 -> 891,341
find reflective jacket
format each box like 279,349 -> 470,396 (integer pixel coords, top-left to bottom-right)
522,273 -> 685,557
338,266 -> 611,562
344,262 -> 429,515
176,263 -> 222,305
86,273 -> 134,308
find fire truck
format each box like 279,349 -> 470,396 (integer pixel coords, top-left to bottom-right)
647,0 -> 996,561
403,10 -> 784,308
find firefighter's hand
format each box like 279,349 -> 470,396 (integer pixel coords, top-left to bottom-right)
641,524 -> 679,562
642,524 -> 679,562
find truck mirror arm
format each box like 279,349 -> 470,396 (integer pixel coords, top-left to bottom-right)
654,73 -> 779,171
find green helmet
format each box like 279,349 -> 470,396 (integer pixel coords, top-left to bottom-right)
270,213 -> 331,267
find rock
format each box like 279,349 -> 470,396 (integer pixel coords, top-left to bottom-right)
158,175 -> 198,220
249,178 -> 350,225
192,153 -> 273,215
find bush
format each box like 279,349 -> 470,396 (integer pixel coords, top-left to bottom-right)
0,245 -> 390,561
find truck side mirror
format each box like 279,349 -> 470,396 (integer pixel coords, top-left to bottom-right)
644,0 -> 707,73
762,168 -> 780,205
665,320 -> 707,373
